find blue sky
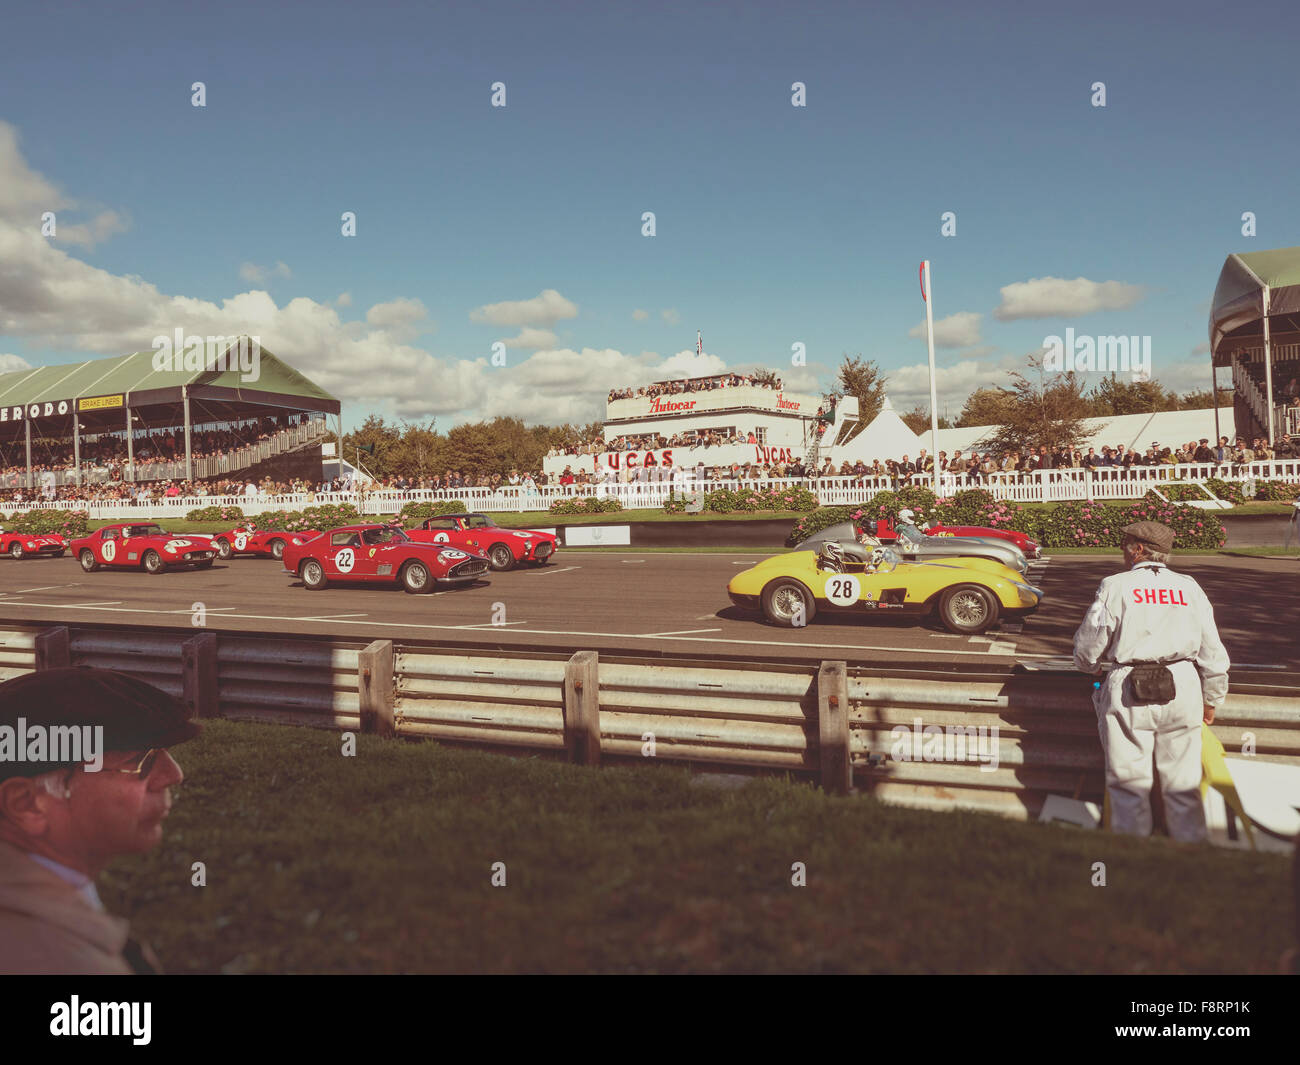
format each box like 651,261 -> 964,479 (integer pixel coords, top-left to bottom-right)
1,0 -> 1297,430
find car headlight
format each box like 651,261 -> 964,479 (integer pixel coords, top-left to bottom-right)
1011,580 -> 1043,598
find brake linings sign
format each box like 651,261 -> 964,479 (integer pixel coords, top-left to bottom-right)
0,394 -> 124,422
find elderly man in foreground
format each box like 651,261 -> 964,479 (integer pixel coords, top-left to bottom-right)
0,668 -> 200,974
1072,522 -> 1231,842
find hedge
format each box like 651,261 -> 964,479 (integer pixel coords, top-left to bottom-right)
396,499 -> 467,525
548,497 -> 623,515
185,505 -> 246,522
249,503 -> 364,533
786,491 -> 1226,550
7,509 -> 90,537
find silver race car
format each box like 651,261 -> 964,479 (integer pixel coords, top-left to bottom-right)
797,519 -> 1031,575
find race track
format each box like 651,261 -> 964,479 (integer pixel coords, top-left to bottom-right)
0,550 -> 1295,673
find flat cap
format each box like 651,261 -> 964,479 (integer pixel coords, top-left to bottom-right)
0,668 -> 200,780
1121,521 -> 1175,554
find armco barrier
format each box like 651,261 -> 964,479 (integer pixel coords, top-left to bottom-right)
15,622 -> 1300,821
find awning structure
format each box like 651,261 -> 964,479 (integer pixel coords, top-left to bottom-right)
0,337 -> 341,487
1210,246 -> 1300,362
1209,247 -> 1300,443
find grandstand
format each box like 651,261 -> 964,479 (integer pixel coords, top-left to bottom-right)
0,338 -> 340,492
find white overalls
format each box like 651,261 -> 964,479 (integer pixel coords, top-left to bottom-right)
1072,561 -> 1230,841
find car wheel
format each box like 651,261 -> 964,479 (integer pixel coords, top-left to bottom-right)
78,549 -> 99,573
9,541 -> 23,559
143,550 -> 166,574
215,538 -> 232,560
301,559 -> 327,590
488,543 -> 515,571
401,560 -> 434,594
938,584 -> 1000,635
270,539 -> 285,560
761,578 -> 817,628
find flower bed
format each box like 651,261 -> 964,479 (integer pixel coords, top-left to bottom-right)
6,509 -> 89,537
549,497 -> 623,515
396,499 -> 467,525
185,505 -> 246,522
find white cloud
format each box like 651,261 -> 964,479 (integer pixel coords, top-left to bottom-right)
336,292 -> 352,308
0,122 -> 129,252
238,260 -> 292,284
631,308 -> 649,321
884,356 -> 1023,411
993,276 -> 1145,320
1190,341 -> 1210,356
909,311 -> 982,348
656,348 -> 726,379
500,327 -> 559,350
660,308 -> 681,325
0,353 -> 32,373
469,288 -> 577,327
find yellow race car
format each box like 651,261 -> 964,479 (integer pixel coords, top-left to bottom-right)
726,543 -> 1043,634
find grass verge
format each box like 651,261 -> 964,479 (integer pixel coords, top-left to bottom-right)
98,719 -> 1291,974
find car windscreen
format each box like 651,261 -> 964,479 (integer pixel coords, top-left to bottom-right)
465,516 -> 493,529
127,526 -> 163,537
363,528 -> 409,545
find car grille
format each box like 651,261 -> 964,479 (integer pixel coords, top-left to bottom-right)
534,542 -> 553,559
449,559 -> 488,579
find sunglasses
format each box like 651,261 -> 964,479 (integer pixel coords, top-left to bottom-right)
113,748 -> 166,777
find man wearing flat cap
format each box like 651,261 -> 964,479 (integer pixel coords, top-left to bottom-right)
1073,522 -> 1230,841
0,668 -> 200,974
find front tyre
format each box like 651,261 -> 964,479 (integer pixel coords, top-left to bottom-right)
270,538 -> 286,560
143,550 -> 166,574
938,584 -> 1000,635
215,538 -> 232,560
301,559 -> 328,590
488,543 -> 515,571
9,541 -> 24,559
79,549 -> 99,572
761,578 -> 817,628
401,560 -> 434,594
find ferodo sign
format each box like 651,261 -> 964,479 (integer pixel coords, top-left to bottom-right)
0,394 -> 126,422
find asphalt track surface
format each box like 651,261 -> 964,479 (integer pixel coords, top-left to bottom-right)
0,550 -> 1295,672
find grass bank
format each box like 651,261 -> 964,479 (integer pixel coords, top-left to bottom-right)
99,719 -> 1290,974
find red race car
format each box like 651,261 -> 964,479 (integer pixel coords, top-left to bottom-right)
71,523 -> 218,573
404,512 -> 557,571
282,523 -> 490,593
0,530 -> 67,559
211,523 -> 322,561
871,511 -> 1042,559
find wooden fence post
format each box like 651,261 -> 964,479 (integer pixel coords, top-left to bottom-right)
34,627 -> 71,671
564,650 -> 601,765
817,661 -> 851,795
182,632 -> 219,719
358,640 -> 395,737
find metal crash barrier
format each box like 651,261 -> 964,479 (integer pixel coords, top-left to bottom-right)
11,622 -> 1300,821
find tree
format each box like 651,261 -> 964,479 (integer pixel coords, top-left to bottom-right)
342,415 -> 402,477
824,354 -> 886,442
1177,389 -> 1223,411
900,405 -> 952,434
982,353 -> 1092,456
956,387 -> 1019,428
390,419 -> 443,479
1088,377 -> 1178,416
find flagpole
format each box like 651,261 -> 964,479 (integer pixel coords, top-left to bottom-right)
921,260 -> 939,492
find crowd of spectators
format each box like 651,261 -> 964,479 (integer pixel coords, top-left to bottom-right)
0,413 -> 322,483
607,373 -> 783,403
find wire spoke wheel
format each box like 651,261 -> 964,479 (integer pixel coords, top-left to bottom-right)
951,590 -> 987,626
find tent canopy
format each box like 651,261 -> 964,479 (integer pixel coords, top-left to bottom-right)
1210,246 -> 1300,363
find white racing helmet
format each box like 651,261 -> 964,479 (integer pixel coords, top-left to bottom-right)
869,547 -> 887,568
818,540 -> 847,571
898,508 -> 916,524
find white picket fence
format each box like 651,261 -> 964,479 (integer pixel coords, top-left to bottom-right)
1,460 -> 1297,521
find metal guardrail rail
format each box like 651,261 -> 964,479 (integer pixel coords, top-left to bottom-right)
6,621 -> 1298,821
